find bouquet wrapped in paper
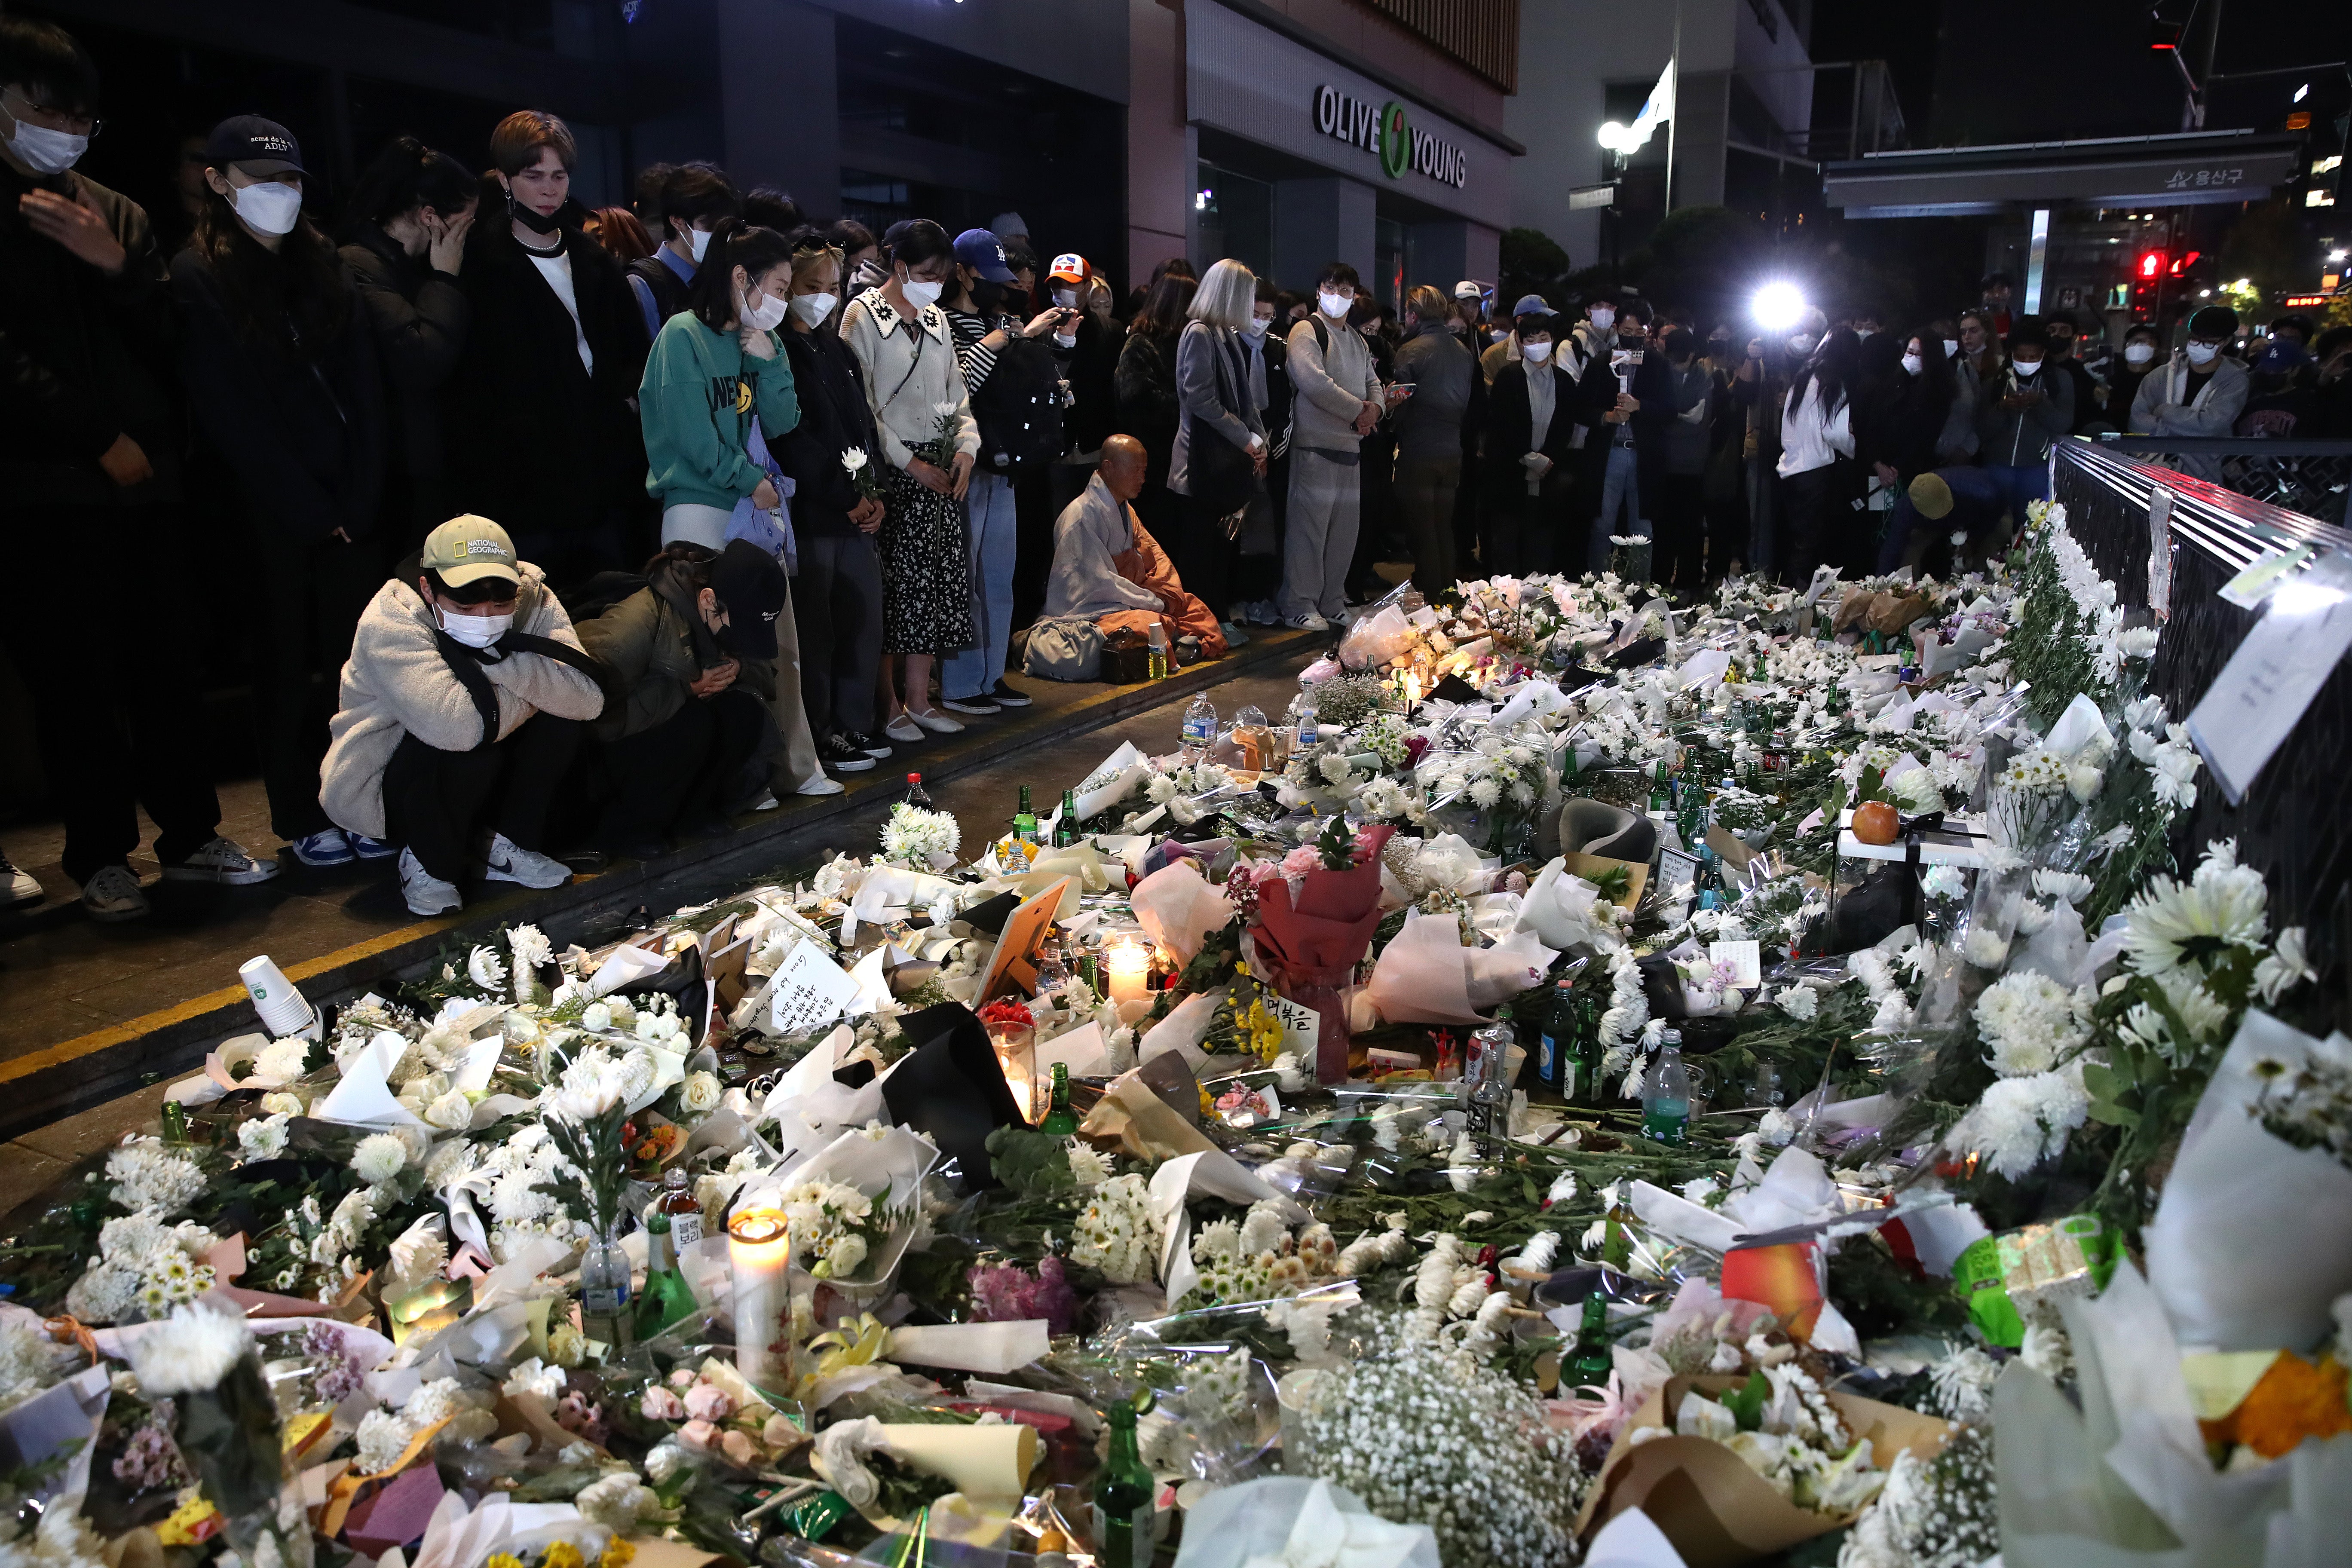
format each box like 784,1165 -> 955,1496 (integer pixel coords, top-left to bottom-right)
1250,824 -> 1394,1082
1363,911 -> 1557,1026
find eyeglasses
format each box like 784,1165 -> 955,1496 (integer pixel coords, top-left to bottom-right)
4,88 -> 99,138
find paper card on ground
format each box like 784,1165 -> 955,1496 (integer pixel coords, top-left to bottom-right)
768,943 -> 862,1037
1268,995 -> 1320,1062
2186,550 -> 2352,804
1709,940 -> 1762,989
1038,1022 -> 1107,1077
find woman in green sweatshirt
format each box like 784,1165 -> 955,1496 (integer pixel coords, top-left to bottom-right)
639,219 -> 801,549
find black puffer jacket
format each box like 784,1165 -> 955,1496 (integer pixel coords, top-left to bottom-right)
773,321 -> 880,538
0,163 -> 181,511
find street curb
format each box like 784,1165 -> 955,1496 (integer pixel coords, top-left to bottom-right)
0,630 -> 1321,1142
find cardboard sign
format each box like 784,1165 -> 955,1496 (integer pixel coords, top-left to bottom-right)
767,941 -> 862,1038
977,878 -> 1072,1001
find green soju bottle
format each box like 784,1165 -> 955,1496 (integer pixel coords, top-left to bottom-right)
1095,1400 -> 1156,1568
1041,1063 -> 1080,1137
1054,789 -> 1080,848
1014,784 -> 1039,845
634,1211 -> 698,1341
1566,1291 -> 1613,1391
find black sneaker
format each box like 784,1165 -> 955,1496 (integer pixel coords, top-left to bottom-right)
821,732 -> 877,772
848,730 -> 892,760
988,680 -> 1032,708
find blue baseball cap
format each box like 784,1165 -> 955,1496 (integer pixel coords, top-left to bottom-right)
952,228 -> 1017,284
1512,293 -> 1550,318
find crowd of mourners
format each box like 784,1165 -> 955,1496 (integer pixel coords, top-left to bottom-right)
3,15 -> 2348,925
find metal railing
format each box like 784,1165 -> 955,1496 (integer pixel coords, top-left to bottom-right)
2092,435 -> 2352,529
2051,440 -> 2352,1008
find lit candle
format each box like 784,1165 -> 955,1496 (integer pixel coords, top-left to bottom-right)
728,1208 -> 791,1391
990,1026 -> 1038,1124
1105,938 -> 1152,1005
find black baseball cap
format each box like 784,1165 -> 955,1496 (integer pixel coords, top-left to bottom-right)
204,114 -> 305,175
713,540 -> 788,660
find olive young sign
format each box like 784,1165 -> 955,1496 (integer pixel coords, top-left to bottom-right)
1314,85 -> 1467,189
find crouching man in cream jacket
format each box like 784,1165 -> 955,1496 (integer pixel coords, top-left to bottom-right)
322,516 -> 608,916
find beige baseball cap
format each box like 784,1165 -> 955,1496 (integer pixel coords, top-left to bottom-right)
421,515 -> 521,589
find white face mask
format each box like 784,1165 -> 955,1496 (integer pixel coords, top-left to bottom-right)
1901,353 -> 1923,376
1942,338 -> 1961,358
232,180 -> 303,237
1854,328 -> 1874,340
900,277 -> 943,310
5,115 -> 85,175
1243,316 -> 1269,339
2012,358 -> 2042,377
741,285 -> 788,332
2124,342 -> 2156,366
1522,340 -> 1553,364
1490,328 -> 1509,343
1788,333 -> 1816,356
1589,308 -> 1615,331
2185,341 -> 2220,366
684,226 -> 712,262
438,606 -> 512,648
1318,289 -> 1353,318
789,292 -> 836,328
1052,287 -> 1080,309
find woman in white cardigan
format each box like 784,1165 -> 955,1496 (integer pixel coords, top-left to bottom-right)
839,220 -> 981,742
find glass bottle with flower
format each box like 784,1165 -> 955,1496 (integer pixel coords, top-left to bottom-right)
978,998 -> 1040,1124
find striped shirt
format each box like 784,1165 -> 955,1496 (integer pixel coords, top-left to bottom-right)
944,307 -> 1016,395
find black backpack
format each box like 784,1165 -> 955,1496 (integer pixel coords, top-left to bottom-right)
972,332 -> 1065,475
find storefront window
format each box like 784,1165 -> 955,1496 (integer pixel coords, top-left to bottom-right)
1195,160 -> 1271,280
1374,216 -> 1411,308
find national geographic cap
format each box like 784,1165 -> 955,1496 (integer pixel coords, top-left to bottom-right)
422,515 -> 521,589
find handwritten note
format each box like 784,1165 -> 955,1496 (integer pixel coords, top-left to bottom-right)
1709,939 -> 1763,989
2187,551 -> 2352,804
1269,995 -> 1320,1062
767,941 -> 863,1038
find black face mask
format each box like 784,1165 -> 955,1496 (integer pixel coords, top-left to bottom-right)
508,192 -> 562,236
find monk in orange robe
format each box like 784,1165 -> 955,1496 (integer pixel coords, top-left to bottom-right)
1041,435 -> 1225,658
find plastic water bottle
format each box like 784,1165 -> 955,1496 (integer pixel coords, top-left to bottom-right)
1180,693 -> 1217,756
1295,676 -> 1320,746
1464,1008 -> 1515,1156
1642,1029 -> 1691,1145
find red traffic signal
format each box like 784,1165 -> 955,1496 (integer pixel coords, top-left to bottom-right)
2170,248 -> 2200,276
2150,19 -> 2183,50
2139,249 -> 2167,279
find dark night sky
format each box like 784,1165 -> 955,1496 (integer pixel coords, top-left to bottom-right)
1814,0 -> 2352,147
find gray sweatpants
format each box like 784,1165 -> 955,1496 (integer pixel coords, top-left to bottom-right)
1279,447 -> 1361,620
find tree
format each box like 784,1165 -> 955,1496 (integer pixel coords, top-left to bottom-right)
1500,227 -> 1572,309
1630,206 -> 1767,323
2216,199 -> 2314,309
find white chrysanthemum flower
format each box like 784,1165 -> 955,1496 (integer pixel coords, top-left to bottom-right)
1957,1069 -> 2090,1179
1775,985 -> 1818,1021
254,1036 -> 312,1083
350,1133 -> 409,1186
2254,926 -> 2317,1004
124,1305 -> 249,1396
509,923 -> 552,973
467,945 -> 508,994
106,1143 -> 207,1216
576,1472 -> 659,1529
1973,971 -> 2090,1077
2123,838 -> 2268,977
237,1114 -> 291,1163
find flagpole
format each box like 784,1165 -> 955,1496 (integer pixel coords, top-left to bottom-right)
1665,4 -> 1681,214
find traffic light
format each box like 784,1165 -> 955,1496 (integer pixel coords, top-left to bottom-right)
2169,248 -> 2200,276
2139,249 -> 2167,279
2149,18 -> 2183,50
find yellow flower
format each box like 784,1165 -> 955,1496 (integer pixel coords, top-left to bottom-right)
542,1543 -> 586,1568
598,1541 -> 637,1568
486,1555 -> 525,1568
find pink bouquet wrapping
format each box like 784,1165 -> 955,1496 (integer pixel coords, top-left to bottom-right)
1249,824 -> 1395,1082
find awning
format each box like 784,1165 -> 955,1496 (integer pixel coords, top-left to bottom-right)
1824,129 -> 2305,217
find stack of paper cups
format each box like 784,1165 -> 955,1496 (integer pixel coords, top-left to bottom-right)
239,955 -> 314,1038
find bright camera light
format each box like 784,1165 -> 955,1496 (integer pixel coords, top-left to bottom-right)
1752,282 -> 1806,331
1597,121 -> 1628,152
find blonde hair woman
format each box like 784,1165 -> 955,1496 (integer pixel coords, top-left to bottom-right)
1166,257 -> 1267,631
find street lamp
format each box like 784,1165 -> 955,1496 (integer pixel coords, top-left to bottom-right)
1598,122 -> 1629,153
1752,282 -> 1806,331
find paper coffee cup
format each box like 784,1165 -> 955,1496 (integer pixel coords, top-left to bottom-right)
239,955 -> 314,1038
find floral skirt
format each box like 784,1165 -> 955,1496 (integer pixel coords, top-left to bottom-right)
879,466 -> 975,656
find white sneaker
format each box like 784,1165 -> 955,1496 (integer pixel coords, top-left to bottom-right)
162,835 -> 279,885
795,775 -> 846,797
749,790 -> 782,810
884,714 -> 925,744
79,863 -> 147,922
398,848 -> 461,916
484,833 -> 572,889
0,851 -> 40,908
1219,621 -> 1249,647
906,708 -> 965,735
1285,611 -> 1330,632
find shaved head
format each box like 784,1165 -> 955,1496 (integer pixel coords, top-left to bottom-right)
1100,434 -> 1148,501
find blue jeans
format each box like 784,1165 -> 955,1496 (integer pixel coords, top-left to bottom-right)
945,470 -> 1017,700
1983,462 -> 2049,526
1588,441 -> 1649,571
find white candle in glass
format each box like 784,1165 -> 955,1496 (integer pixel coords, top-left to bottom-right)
728,1209 -> 791,1390
1105,939 -> 1152,1004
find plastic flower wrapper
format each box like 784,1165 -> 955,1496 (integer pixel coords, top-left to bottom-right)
1361,911 -> 1556,1027
2141,1010 -> 2352,1353
1251,825 -> 1395,1082
1992,1259 -> 2352,1568
1130,856 -> 1240,965
125,1305 -> 313,1568
1173,1476 -> 1439,1568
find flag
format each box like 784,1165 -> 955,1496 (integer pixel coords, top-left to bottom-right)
1626,57 -> 1675,150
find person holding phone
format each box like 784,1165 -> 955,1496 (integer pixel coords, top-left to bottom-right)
1576,296 -> 1672,572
